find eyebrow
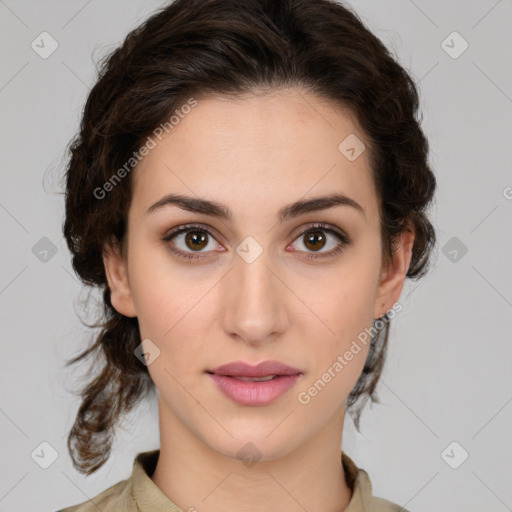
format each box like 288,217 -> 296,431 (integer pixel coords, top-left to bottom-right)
146,192 -> 366,222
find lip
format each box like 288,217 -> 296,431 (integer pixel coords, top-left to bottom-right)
207,360 -> 303,406
208,373 -> 301,406
208,360 -> 302,378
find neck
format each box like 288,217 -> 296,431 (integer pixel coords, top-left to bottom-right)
151,398 -> 353,512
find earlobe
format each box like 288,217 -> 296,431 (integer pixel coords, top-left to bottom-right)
102,242 -> 137,318
374,224 -> 415,318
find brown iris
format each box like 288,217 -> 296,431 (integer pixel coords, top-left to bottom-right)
303,230 -> 326,251
185,230 -> 208,250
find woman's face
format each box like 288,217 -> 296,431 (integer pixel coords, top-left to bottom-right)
103,87 -> 410,461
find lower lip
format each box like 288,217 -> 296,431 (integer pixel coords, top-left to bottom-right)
208,373 -> 301,406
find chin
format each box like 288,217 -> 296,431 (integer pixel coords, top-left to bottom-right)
203,426 -> 302,465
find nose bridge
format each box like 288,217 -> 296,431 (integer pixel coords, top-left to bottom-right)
222,240 -> 287,344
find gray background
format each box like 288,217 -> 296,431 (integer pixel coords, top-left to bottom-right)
1,1 -> 511,511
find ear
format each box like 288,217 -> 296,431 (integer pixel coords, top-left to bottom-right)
102,241 -> 137,318
373,223 -> 415,318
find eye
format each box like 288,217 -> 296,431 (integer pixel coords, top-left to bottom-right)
288,223 -> 351,260
162,224 -> 222,261
162,222 -> 351,262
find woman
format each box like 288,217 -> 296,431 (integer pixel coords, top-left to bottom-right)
57,0 -> 437,510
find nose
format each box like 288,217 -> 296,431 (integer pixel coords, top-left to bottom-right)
221,245 -> 289,346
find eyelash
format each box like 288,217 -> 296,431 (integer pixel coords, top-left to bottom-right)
161,222 -> 351,262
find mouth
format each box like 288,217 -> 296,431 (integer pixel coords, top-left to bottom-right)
206,360 -> 303,406
207,360 -> 303,378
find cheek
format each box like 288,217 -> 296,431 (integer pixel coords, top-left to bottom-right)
293,257 -> 379,343
128,246 -> 223,382
134,282 -> 209,373
296,291 -> 372,412
291,257 -> 378,392
128,240 -> 205,334
134,282 -> 208,401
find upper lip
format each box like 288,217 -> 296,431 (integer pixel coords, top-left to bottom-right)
208,360 -> 302,378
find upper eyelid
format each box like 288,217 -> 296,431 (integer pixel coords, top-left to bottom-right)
164,222 -> 224,243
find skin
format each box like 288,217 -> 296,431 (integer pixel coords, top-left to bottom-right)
102,87 -> 415,512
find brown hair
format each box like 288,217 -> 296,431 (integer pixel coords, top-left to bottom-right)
62,0 -> 437,475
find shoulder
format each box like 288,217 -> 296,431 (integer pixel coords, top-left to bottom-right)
55,449 -> 162,512
367,494 -> 411,512
358,466 -> 411,512
342,453 -> 411,512
55,476 -> 134,512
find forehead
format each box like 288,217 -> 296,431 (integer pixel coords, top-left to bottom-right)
130,88 -> 379,223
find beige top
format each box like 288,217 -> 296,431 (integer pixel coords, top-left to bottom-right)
57,449 -> 409,512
